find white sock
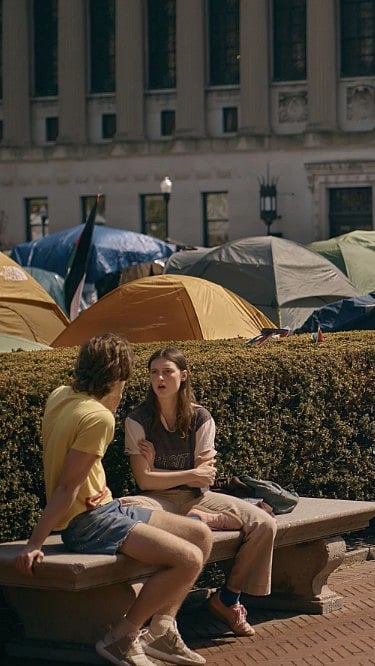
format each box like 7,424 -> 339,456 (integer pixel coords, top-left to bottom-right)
110,616 -> 139,641
149,614 -> 175,636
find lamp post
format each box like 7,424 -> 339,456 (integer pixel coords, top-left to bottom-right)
39,204 -> 48,236
259,170 -> 281,236
160,176 -> 172,239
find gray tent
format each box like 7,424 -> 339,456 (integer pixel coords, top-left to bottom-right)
164,236 -> 360,329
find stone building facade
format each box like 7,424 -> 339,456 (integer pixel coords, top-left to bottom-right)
0,0 -> 374,249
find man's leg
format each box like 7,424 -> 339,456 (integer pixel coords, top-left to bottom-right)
116,514 -> 211,628
109,513 -> 211,665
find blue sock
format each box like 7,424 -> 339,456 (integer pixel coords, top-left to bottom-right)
219,586 -> 241,607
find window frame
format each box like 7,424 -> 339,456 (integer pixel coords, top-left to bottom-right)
147,0 -> 176,90
208,0 -> 240,87
273,0 -> 307,82
25,197 -> 49,241
141,193 -> 169,240
340,0 -> 375,77
202,191 -> 229,247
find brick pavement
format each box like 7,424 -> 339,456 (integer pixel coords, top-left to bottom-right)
1,559 -> 374,665
180,559 -> 375,666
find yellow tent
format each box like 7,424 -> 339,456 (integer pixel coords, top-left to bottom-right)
52,274 -> 275,347
0,252 -> 69,345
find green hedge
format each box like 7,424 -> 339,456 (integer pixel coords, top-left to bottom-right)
0,332 -> 374,543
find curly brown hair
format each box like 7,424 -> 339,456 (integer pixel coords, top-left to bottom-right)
146,347 -> 195,438
72,333 -> 134,399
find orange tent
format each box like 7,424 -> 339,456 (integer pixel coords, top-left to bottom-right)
0,252 -> 69,345
52,274 -> 275,347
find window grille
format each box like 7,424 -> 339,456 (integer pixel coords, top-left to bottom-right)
341,0 -> 375,77
148,0 -> 176,89
273,0 -> 306,81
209,0 -> 239,86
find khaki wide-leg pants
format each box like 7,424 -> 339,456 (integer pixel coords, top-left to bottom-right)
121,489 -> 277,596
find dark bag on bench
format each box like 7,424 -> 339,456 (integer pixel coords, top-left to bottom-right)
212,475 -> 299,515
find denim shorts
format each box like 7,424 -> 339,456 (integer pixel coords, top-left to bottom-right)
61,499 -> 153,555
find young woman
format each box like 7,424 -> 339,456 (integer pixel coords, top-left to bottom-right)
125,347 -> 277,638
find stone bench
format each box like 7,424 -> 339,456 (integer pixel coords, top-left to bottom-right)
1,497 -> 374,663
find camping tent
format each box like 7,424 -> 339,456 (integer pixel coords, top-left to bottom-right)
164,236 -> 360,330
297,293 -> 375,333
52,274 -> 275,348
24,266 -> 89,316
10,224 -> 173,284
320,230 -> 375,250
0,332 -> 52,352
0,251 -> 68,345
307,234 -> 375,295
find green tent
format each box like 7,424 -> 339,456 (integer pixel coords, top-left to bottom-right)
308,231 -> 375,295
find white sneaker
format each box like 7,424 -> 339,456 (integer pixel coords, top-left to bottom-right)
96,629 -> 159,666
141,621 -> 206,665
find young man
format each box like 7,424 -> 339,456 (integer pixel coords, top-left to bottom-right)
15,333 -> 212,666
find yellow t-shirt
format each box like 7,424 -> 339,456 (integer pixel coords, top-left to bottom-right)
42,385 -> 115,530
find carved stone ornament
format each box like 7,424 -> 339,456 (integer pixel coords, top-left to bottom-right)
279,92 -> 308,124
347,85 -> 375,120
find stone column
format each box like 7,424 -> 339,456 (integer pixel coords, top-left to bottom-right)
175,0 -> 205,137
307,0 -> 337,131
239,0 -> 270,135
115,0 -> 144,140
2,0 -> 31,145
58,0 -> 86,143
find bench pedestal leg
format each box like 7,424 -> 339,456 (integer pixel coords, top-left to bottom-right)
243,536 -> 346,614
3,581 -> 143,662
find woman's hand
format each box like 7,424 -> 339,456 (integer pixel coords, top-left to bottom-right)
138,439 -> 156,469
15,545 -> 44,576
257,501 -> 275,517
188,460 -> 217,488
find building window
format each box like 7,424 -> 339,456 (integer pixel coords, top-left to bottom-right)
90,0 -> 115,93
209,0 -> 239,86
45,117 -> 58,142
33,0 -> 58,97
141,194 -> 168,240
223,107 -> 238,132
81,195 -> 106,225
329,187 -> 373,237
273,0 -> 306,81
340,0 -> 375,77
0,0 -> 3,100
148,0 -> 176,89
102,113 -> 116,139
25,198 -> 49,241
203,192 -> 229,247
161,110 -> 175,136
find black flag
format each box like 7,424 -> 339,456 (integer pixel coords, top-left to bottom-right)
64,197 -> 98,320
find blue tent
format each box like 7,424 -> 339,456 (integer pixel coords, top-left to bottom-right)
23,266 -> 89,316
11,225 -> 174,284
297,293 -> 375,333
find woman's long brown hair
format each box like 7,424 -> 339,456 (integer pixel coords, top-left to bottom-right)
146,347 -> 195,438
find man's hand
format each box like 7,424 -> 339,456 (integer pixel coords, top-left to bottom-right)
15,546 -> 44,576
